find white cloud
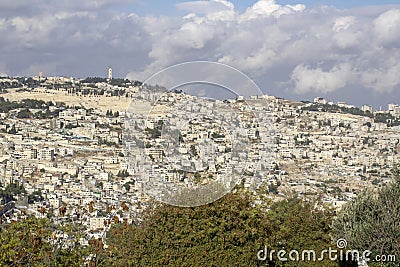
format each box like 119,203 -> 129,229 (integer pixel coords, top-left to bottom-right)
290,63 -> 354,94
361,61 -> 400,92
218,45 -> 277,74
179,22 -> 215,49
239,0 -> 305,21
2,0 -> 400,104
0,62 -> 8,77
333,16 -> 355,32
331,17 -> 362,50
177,0 -> 235,21
177,0 -> 234,15
373,9 -> 400,46
333,30 -> 361,50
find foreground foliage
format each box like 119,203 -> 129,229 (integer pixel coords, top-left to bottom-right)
0,217 -> 90,267
106,191 -> 339,267
6,184 -> 393,266
333,165 -> 400,266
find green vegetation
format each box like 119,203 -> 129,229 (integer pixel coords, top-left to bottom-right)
106,110 -> 119,117
64,123 -> 79,129
3,166 -> 400,266
0,98 -> 47,113
211,132 -> 225,139
268,181 -> 281,194
35,108 -> 61,119
0,217 -> 96,266
0,98 -> 61,119
28,190 -> 44,204
81,77 -> 141,87
122,181 -> 135,192
81,77 -> 108,84
7,124 -> 17,134
117,170 -> 130,178
375,113 -> 400,126
16,108 -> 33,118
333,164 -> 400,266
0,182 -> 26,199
302,103 -> 400,126
145,127 -> 161,139
110,78 -> 141,87
302,103 -> 372,118
0,80 -> 21,90
106,190 -> 339,267
98,138 -> 119,147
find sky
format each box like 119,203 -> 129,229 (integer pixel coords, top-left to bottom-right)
1,0 -> 400,108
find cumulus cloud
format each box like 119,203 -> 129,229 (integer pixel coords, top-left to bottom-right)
177,0 -> 236,21
290,63 -> 354,94
239,0 -> 305,21
361,60 -> 400,92
373,9 -> 400,47
1,0 -> 400,105
333,16 -> 355,32
177,0 -> 234,15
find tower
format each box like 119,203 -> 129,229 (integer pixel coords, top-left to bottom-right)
108,66 -> 112,81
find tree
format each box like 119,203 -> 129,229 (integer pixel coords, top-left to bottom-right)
0,182 -> 26,199
268,182 -> 280,194
16,108 -> 33,118
106,191 -> 272,266
106,190 -> 338,267
332,164 -> 400,266
8,124 -> 17,134
0,217 -> 89,266
81,77 -> 107,83
117,170 -> 129,178
28,190 -> 44,204
266,198 -> 338,267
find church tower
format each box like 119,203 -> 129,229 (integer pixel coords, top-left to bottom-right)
108,66 -> 112,81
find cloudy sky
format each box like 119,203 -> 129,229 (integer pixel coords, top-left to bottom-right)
1,0 -> 400,108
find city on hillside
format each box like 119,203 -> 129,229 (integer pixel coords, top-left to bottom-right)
1,71 -> 400,246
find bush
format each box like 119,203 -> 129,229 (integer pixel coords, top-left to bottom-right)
106,190 -> 338,267
333,164 -> 400,266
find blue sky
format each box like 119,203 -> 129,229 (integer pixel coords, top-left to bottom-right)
277,0 -> 400,8
1,0 -> 400,107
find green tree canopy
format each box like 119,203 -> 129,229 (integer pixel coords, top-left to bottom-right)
333,164 -> 400,266
0,217 -> 90,266
0,182 -> 26,199
106,190 -> 338,267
